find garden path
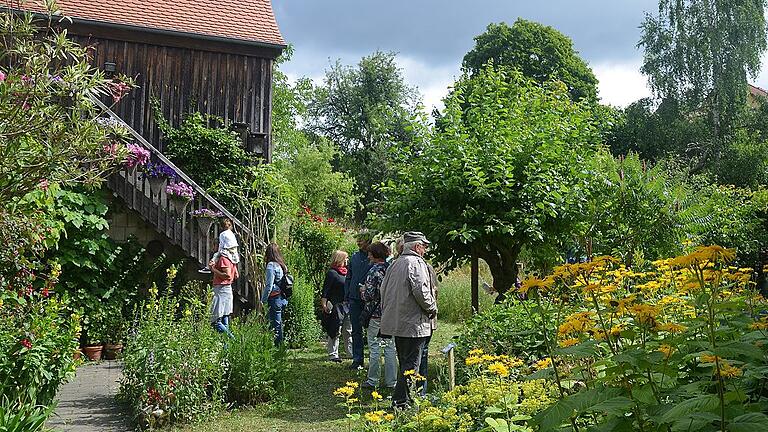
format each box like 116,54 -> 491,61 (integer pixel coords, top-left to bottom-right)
47,361 -> 132,432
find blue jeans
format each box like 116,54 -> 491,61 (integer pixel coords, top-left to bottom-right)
213,315 -> 233,338
348,298 -> 365,364
268,296 -> 287,346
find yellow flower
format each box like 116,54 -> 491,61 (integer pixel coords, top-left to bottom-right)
333,386 -> 355,397
658,344 -> 674,359
364,411 -> 383,423
629,304 -> 659,326
487,362 -> 510,377
403,369 -> 416,377
346,381 -> 359,389
700,354 -> 720,364
656,322 -> 687,334
520,277 -> 554,294
465,355 -> 483,366
559,338 -> 579,348
717,362 -> 743,379
534,358 -> 552,370
468,348 -> 484,356
384,413 -> 394,421
371,391 -> 383,401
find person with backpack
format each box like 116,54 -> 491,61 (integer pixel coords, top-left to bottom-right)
360,241 -> 397,389
262,243 -> 290,346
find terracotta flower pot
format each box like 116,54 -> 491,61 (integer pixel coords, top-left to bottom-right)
103,343 -> 123,360
82,345 -> 103,361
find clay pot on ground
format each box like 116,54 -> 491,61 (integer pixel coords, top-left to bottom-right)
103,343 -> 123,360
82,345 -> 103,361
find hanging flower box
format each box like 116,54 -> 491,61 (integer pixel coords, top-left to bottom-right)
141,162 -> 175,195
166,181 -> 195,215
191,208 -> 224,234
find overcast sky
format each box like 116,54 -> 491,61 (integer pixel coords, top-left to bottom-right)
272,0 -> 768,111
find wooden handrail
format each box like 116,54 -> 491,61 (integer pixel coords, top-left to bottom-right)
92,97 -> 249,235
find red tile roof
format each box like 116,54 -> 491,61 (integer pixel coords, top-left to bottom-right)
22,0 -> 285,47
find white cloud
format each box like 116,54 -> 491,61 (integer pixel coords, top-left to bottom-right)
395,56 -> 460,112
593,61 -> 651,107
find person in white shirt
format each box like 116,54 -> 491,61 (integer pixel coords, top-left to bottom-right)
199,218 -> 239,273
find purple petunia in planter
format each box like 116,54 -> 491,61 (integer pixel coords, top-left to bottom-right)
141,162 -> 176,195
191,208 -> 224,234
166,181 -> 195,215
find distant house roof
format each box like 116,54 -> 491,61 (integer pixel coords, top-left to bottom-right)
750,84 -> 768,99
21,0 -> 285,48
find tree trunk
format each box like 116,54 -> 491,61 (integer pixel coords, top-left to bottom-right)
476,240 -> 522,298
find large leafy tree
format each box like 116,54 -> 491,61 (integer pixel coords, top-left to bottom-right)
463,19 -> 598,102
639,0 -> 768,171
307,51 -> 426,220
374,66 -> 601,295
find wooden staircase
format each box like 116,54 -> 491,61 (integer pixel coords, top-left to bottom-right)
95,99 -> 257,309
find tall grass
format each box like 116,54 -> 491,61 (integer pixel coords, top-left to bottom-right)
436,262 -> 496,323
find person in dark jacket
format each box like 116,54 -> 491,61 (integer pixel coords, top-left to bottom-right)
344,231 -> 372,369
321,250 -> 352,362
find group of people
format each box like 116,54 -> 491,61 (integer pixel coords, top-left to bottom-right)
321,231 -> 438,409
204,221 -> 438,408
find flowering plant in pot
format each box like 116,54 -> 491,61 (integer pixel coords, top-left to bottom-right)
124,143 -> 150,175
141,162 -> 175,195
102,307 -> 127,360
191,208 -> 223,234
165,181 -> 195,215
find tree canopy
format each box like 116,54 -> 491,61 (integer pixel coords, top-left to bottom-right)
639,0 -> 768,170
307,51 -> 426,220
374,65 -> 601,294
462,19 -> 599,101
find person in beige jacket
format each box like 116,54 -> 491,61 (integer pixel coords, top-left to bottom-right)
379,231 -> 437,409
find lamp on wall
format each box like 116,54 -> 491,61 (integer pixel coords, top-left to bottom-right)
104,61 -> 116,78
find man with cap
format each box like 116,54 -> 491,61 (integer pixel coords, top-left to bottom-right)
379,231 -> 437,409
344,230 -> 373,369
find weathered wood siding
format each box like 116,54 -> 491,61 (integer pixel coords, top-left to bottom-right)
72,36 -> 274,154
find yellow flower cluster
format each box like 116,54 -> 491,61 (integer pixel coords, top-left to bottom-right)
464,349 -> 524,370
363,410 -> 393,423
558,311 -> 594,337
534,357 -> 552,370
657,344 -> 674,359
403,369 -> 426,382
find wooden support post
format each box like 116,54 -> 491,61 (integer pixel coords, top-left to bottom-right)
447,347 -> 456,391
471,254 -> 479,314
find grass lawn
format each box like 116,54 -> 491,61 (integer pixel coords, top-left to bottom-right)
174,322 -> 462,432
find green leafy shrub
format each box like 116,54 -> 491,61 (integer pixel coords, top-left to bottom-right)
157,110 -> 250,191
288,209 -> 346,285
224,317 -> 288,405
0,401 -> 54,432
283,275 -> 322,348
454,300 -> 547,381
119,276 -> 225,429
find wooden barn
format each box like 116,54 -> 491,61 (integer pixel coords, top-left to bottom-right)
18,0 -> 286,308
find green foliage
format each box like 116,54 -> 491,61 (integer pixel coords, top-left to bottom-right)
119,282 -> 225,429
276,138 -> 356,218
224,317 -> 288,405
0,402 -> 54,432
158,110 -> 250,191
0,7 -> 131,206
687,185 -> 768,266
307,51 -> 426,221
435,264 -> 496,323
288,211 -> 347,287
454,300 -> 547,379
640,0 -> 768,167
581,152 -> 686,263
0,293 -> 79,407
374,65 -> 601,294
463,19 -> 598,102
283,275 -> 322,349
